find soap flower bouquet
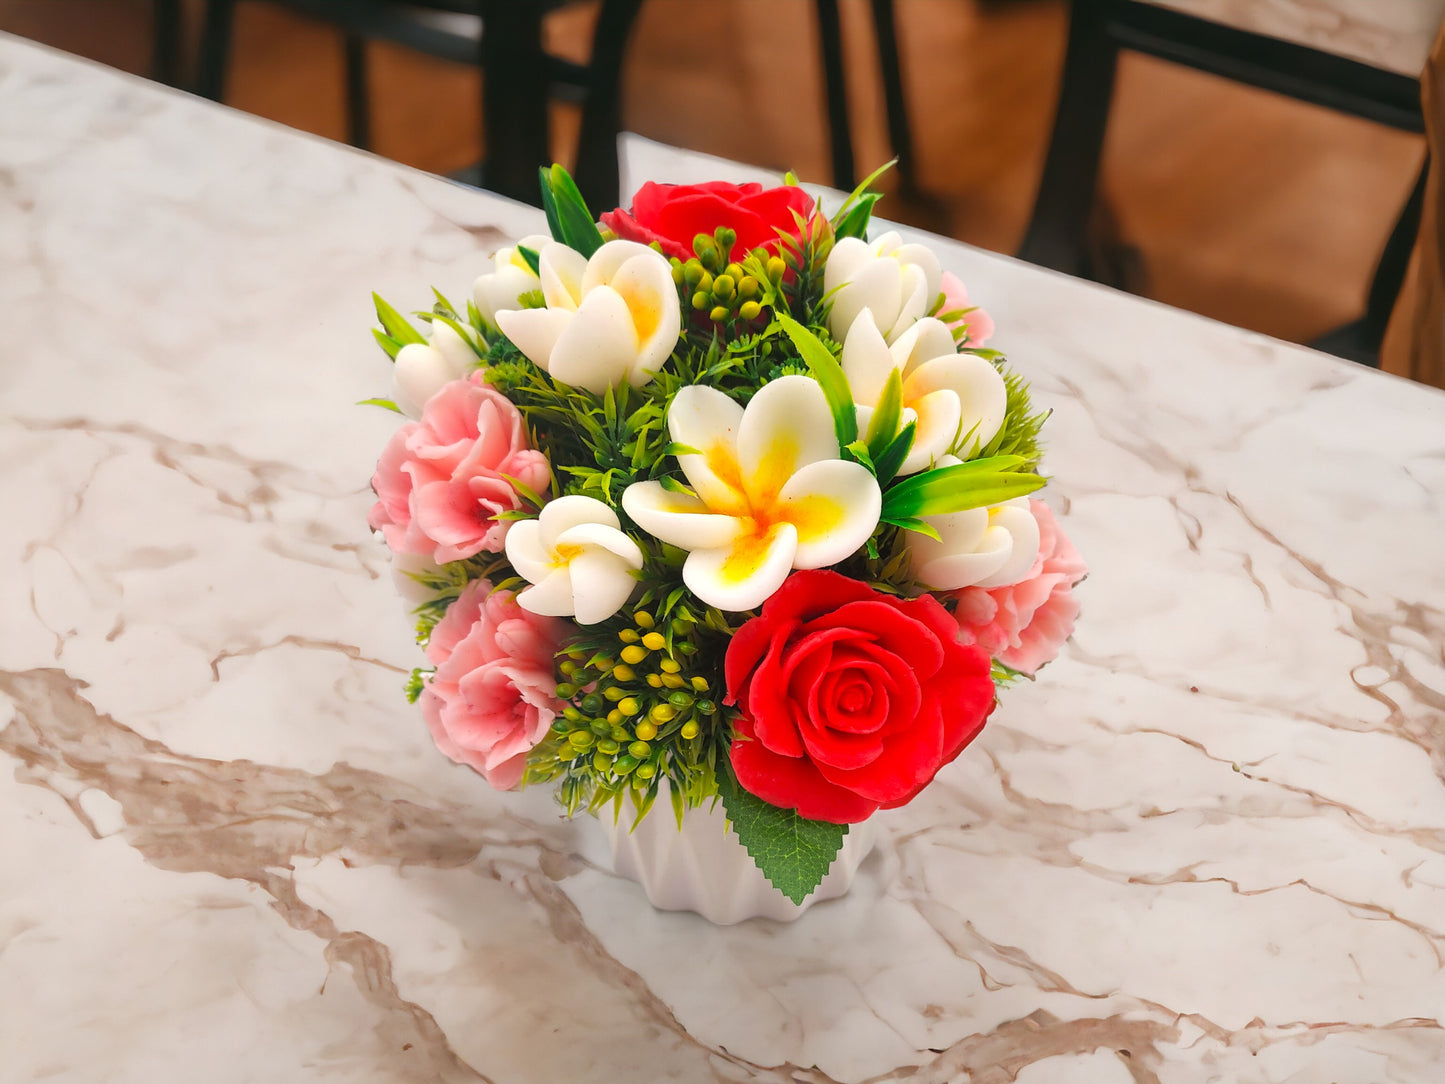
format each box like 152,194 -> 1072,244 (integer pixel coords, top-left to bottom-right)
365,165 -> 1086,902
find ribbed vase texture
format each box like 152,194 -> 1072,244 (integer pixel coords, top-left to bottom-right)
600,793 -> 877,924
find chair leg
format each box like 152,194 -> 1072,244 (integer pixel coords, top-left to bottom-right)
151,0 -> 183,87
815,0 -> 855,190
195,0 -> 236,101
479,0 -> 549,206
573,0 -> 645,213
1310,160 -> 1428,367
870,0 -> 915,190
1018,0 -> 1122,277
344,32 -> 372,151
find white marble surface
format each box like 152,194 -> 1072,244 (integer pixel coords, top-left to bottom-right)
3,36 -> 1445,1084
1142,0 -> 1445,75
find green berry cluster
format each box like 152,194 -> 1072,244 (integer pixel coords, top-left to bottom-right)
529,609 -> 724,814
670,226 -> 786,328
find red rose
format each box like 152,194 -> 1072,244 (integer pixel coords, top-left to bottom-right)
724,570 -> 996,824
601,180 -> 816,262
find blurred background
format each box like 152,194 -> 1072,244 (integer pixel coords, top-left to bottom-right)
1,0 -> 1435,381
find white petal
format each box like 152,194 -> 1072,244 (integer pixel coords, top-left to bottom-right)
889,316 -> 957,378
567,548 -> 638,625
607,251 -> 680,383
776,458 -> 881,568
929,507 -> 990,552
546,287 -> 639,395
539,242 -> 587,310
972,501 -> 1042,588
622,481 -> 743,550
904,352 -> 1008,456
899,388 -> 963,475
891,240 -> 942,301
473,264 -> 536,326
428,320 -> 478,377
516,567 -> 577,617
909,505 -> 1008,590
553,522 -> 644,568
822,236 -> 873,297
839,308 -> 897,407
735,374 -> 838,507
831,259 -> 902,344
495,307 -> 573,372
539,494 -> 619,549
887,262 -> 933,342
392,343 -> 455,418
581,239 -> 661,292
666,385 -> 748,514
683,522 -> 798,612
503,519 -> 555,585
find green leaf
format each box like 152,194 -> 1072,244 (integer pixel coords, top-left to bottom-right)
831,159 -> 895,222
516,244 -> 541,275
832,192 -> 880,241
356,397 -> 404,414
373,293 -> 426,346
877,514 -> 941,541
871,419 -> 915,487
538,166 -> 565,242
881,456 -> 1045,520
372,328 -> 403,360
775,313 -> 857,448
842,439 -> 874,472
500,473 -> 548,510
717,767 -> 848,905
544,164 -> 603,258
864,367 -> 903,459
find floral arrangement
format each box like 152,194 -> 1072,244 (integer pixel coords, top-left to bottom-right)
365,165 -> 1086,903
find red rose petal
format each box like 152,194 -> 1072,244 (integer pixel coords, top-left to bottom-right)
730,724 -> 878,825
817,700 -> 946,804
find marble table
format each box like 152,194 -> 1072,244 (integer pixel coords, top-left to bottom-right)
3,33 -> 1444,1084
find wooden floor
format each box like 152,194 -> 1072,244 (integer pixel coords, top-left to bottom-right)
0,0 -> 1428,355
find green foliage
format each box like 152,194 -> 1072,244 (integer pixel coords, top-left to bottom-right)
538,164 -> 603,257
775,313 -> 857,449
373,292 -> 426,358
975,362 -> 1050,468
357,397 -> 403,414
829,159 -> 895,241
881,455 -> 1045,529
716,765 -> 849,904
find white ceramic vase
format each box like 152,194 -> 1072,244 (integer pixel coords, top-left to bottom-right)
599,791 -> 876,925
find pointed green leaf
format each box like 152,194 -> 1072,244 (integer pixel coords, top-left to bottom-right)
546,164 -> 603,258
865,367 -> 904,458
871,419 -> 915,487
516,244 -> 541,275
356,397 -> 404,414
775,313 -> 857,448
878,514 -> 942,541
373,293 -> 426,346
717,767 -> 848,905
832,192 -> 880,241
538,166 -> 565,242
881,456 -> 1045,520
372,328 -> 403,360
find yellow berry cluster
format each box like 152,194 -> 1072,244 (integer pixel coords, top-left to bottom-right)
670,226 -> 786,327
547,609 -> 718,793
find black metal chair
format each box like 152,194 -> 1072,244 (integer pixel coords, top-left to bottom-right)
816,0 -> 916,192
187,0 -> 644,211
1019,0 -> 1435,367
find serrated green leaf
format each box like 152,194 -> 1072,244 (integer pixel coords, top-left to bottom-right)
871,419 -> 915,487
356,397 -> 404,414
717,767 -> 848,905
372,328 -> 403,360
881,456 -> 1045,520
775,313 -> 857,449
373,293 -> 426,346
865,367 -> 903,459
516,244 -> 541,275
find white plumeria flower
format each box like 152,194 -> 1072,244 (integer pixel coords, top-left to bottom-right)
505,495 -> 644,625
472,233 -> 549,326
824,230 -> 942,344
622,375 -> 881,612
391,320 -> 480,418
905,454 -> 1040,589
495,240 -> 681,396
843,308 -> 1007,473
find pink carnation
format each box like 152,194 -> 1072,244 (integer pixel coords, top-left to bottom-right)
369,373 -> 550,563
940,270 -> 995,348
419,579 -> 567,789
950,501 -> 1086,675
